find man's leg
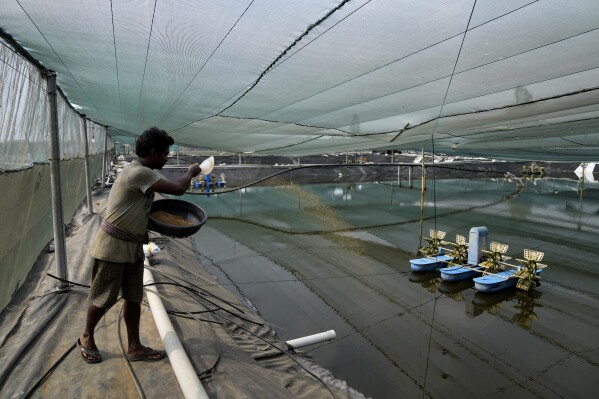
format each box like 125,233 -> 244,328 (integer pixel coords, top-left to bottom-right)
79,304 -> 106,361
122,259 -> 165,361
124,300 -> 143,353
123,300 -> 165,360
80,258 -> 123,362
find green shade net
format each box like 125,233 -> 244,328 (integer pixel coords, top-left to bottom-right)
1,0 -> 599,160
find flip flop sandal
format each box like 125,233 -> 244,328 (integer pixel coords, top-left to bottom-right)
77,338 -> 102,364
127,347 -> 165,362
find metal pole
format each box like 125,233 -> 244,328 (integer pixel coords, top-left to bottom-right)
82,116 -> 93,213
239,189 -> 243,216
46,71 -> 68,287
418,149 -> 426,251
409,166 -> 413,188
176,146 -> 180,165
579,164 -> 585,212
101,131 -> 108,187
398,165 -> 401,187
239,153 -> 241,165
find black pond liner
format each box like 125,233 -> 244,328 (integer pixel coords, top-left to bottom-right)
148,199 -> 207,238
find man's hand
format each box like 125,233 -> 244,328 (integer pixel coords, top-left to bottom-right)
151,164 -> 202,195
188,164 -> 201,177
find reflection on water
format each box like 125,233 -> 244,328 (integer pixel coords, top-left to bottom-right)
470,289 -> 542,329
409,271 -> 441,293
413,274 -> 542,329
512,290 -> 542,329
438,279 -> 474,296
188,177 -> 599,399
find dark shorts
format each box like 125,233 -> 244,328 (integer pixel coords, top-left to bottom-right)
88,258 -> 144,308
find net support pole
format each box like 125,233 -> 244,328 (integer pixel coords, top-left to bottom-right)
101,131 -> 108,187
418,148 -> 426,252
82,115 -> 93,213
46,71 -> 68,288
398,165 -> 402,187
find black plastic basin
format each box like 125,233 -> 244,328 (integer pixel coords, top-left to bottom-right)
148,199 -> 207,238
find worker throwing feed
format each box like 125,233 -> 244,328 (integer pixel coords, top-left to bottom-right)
78,127 -> 201,363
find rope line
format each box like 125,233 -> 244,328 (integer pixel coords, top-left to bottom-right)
429,0 -> 478,231
0,48 -> 44,89
135,0 -> 158,130
256,1 -> 541,120
109,0 -> 124,125
159,0 -> 257,129
13,0 -> 106,121
216,0 -> 353,116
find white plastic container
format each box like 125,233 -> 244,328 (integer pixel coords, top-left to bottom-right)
143,242 -> 160,258
199,156 -> 214,174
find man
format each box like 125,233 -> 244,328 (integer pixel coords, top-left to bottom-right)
78,127 -> 201,363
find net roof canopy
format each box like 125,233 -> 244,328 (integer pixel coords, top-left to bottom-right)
2,0 -> 599,160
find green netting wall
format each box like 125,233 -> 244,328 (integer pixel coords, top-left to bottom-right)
0,158 -> 102,311
1,36 -> 107,311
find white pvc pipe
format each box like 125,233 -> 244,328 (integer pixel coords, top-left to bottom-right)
143,264 -> 209,399
286,330 -> 336,349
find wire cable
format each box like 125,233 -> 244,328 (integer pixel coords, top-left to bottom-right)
143,268 -> 336,394
147,266 -> 250,315
142,286 -> 221,380
260,1 -> 540,120
13,0 -> 106,121
20,300 -> 119,399
429,0 -> 478,231
159,0 -> 257,128
175,0 -> 544,140
109,0 -> 124,124
187,292 -> 339,399
0,46 -> 44,89
216,0 -> 352,117
47,272 -> 91,288
134,0 -> 158,130
143,279 -> 264,327
117,305 -> 147,399
421,295 -> 439,399
44,272 -> 223,382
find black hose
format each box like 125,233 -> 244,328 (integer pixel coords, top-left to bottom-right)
117,305 -> 147,399
19,299 -> 118,399
148,267 -> 249,315
145,269 -> 338,398
143,280 -> 263,327
183,162 -> 512,196
47,272 -> 90,288
0,290 -> 70,390
142,286 -> 221,379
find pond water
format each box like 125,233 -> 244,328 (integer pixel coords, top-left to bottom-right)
184,177 -> 599,399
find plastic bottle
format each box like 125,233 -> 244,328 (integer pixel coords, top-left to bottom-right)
199,156 -> 214,175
